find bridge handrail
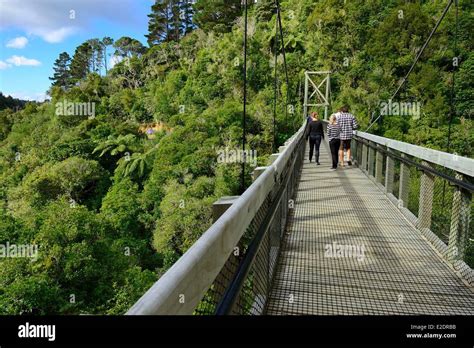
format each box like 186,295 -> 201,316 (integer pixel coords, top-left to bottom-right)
127,121 -> 307,315
354,130 -> 473,177
350,129 -> 473,284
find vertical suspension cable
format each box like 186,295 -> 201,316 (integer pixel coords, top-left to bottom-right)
240,0 -> 248,194
275,0 -> 291,132
273,11 -> 279,153
442,0 -> 459,208
446,0 -> 458,154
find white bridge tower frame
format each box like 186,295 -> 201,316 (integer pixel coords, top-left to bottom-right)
303,71 -> 331,120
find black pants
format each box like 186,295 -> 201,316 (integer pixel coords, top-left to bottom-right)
309,135 -> 322,163
329,139 -> 340,168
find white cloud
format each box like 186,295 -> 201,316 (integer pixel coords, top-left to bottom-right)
5,55 -> 41,67
7,92 -> 47,102
0,0 -> 141,43
39,27 -> 77,43
6,36 -> 28,48
109,55 -> 123,69
0,61 -> 12,69
8,92 -> 31,100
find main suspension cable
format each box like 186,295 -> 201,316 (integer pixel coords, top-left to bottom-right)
365,0 -> 455,132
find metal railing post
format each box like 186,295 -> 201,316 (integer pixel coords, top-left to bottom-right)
213,196 -> 240,222
358,139 -> 363,166
399,154 -> 410,207
385,151 -> 394,195
417,161 -> 435,230
361,142 -> 368,173
375,145 -> 384,184
303,72 -> 309,120
352,139 -> 358,166
368,142 -> 375,177
252,167 -> 268,182
447,173 -> 472,263
211,196 -> 242,313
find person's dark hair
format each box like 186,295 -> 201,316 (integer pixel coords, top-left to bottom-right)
341,105 -> 349,113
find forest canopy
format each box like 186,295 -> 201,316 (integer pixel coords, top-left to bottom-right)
0,0 -> 472,314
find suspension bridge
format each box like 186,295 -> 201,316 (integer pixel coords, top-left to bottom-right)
126,120 -> 474,315
126,0 -> 473,316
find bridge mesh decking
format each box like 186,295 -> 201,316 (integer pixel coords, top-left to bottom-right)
266,141 -> 474,315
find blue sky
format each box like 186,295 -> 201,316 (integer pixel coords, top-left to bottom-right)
0,0 -> 153,101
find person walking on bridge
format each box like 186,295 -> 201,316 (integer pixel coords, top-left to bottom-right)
306,111 -> 324,165
337,105 -> 358,167
327,114 -> 341,170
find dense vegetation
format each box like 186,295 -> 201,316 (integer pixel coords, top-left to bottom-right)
0,92 -> 28,111
0,0 -> 472,314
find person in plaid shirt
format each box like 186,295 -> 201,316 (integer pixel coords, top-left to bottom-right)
337,106 -> 358,166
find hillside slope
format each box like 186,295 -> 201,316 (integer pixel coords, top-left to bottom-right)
0,0 -> 472,314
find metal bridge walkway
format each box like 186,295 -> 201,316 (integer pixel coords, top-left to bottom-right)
128,122 -> 474,316
266,142 -> 474,315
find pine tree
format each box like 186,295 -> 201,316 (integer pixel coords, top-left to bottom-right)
101,37 -> 114,74
170,1 -> 182,42
87,38 -> 104,74
193,0 -> 242,33
70,42 -> 93,83
146,0 -> 195,45
181,0 -> 195,35
146,0 -> 172,46
113,37 -> 146,58
49,52 -> 72,89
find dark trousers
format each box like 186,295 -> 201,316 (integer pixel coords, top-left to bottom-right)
329,139 -> 340,168
309,135 -> 322,163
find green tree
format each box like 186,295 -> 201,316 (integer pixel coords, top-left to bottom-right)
49,52 -> 72,89
70,42 -> 93,82
87,38 -> 104,74
146,0 -> 185,45
170,0 -> 182,42
113,37 -> 147,58
101,36 -> 114,74
193,0 -> 242,33
115,145 -> 157,179
0,92 -> 27,110
93,134 -> 138,159
100,177 -> 143,236
182,0 -> 195,35
255,0 -> 276,21
105,266 -> 157,314
146,0 -> 171,45
152,178 -> 215,265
